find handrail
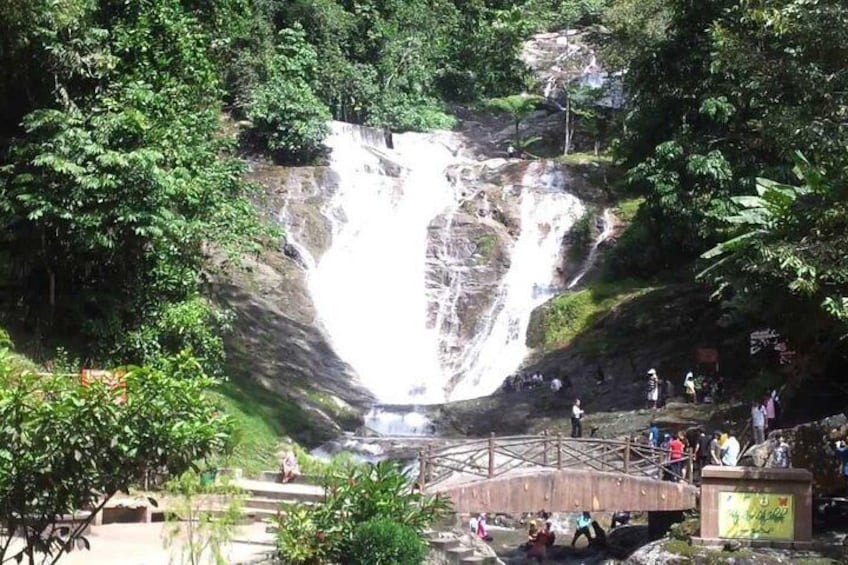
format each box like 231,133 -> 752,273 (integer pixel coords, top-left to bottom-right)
418,435 -> 697,489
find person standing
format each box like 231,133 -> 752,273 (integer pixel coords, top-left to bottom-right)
835,440 -> 848,494
697,431 -> 712,475
571,398 -> 585,438
648,422 -> 660,448
751,400 -> 767,444
668,432 -> 685,481
476,513 -> 493,541
571,512 -> 593,547
765,394 -> 776,430
721,433 -> 740,466
647,368 -> 659,409
709,431 -> 722,465
684,372 -> 697,404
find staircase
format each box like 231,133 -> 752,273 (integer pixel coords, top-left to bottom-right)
231,474 -> 324,522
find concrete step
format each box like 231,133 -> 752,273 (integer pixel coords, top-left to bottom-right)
257,471 -> 320,485
244,497 -> 316,511
234,479 -> 324,503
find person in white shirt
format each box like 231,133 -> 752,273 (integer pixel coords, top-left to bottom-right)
571,398 -> 585,438
721,434 -> 740,466
751,400 -> 767,444
550,377 -> 562,392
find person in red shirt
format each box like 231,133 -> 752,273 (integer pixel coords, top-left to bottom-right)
669,433 -> 685,481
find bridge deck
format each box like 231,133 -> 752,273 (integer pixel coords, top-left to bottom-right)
418,434 -> 699,513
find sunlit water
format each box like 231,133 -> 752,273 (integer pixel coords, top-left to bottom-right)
301,122 -> 587,404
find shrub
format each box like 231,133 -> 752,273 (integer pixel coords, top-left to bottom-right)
274,461 -> 451,563
347,518 -> 427,565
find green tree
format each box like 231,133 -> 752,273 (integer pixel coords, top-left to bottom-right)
700,153 -> 848,329
0,349 -> 233,565
487,94 -> 543,149
244,25 -> 331,163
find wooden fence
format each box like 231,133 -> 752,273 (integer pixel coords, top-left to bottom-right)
418,434 -> 695,489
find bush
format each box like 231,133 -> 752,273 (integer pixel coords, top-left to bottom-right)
347,518 -> 427,565
274,461 -> 451,563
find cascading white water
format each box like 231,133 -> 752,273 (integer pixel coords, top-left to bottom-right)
304,122 -> 585,404
567,207 -> 615,289
449,163 -> 585,399
310,123 -> 461,404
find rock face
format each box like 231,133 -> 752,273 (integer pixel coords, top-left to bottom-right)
739,413 -> 848,494
207,160 -> 374,446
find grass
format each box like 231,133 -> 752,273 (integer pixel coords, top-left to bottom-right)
556,151 -> 613,166
211,379 -> 321,477
532,279 -> 655,349
476,234 -> 498,262
616,196 -> 644,224
663,539 -> 754,564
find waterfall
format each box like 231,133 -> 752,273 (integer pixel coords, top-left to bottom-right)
449,162 -> 585,400
300,122 -> 585,404
567,207 -> 615,289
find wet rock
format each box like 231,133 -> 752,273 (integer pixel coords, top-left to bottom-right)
761,413 -> 847,494
606,525 -> 649,559
426,213 -> 512,350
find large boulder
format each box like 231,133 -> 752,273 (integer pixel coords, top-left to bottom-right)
739,413 -> 847,494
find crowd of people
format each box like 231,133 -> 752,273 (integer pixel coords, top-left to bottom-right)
503,371 -> 563,392
645,367 -> 725,409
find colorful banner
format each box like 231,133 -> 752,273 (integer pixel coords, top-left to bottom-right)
718,492 -> 794,540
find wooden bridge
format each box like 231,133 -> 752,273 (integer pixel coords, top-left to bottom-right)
417,434 -> 699,513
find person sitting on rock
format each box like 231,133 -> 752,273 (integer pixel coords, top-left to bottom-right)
526,520 -> 549,562
279,449 -> 301,483
770,434 -> 791,468
571,512 -> 593,548
609,511 -> 631,529
589,520 -> 607,549
544,520 -> 556,546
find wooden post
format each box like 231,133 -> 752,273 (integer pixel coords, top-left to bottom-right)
488,433 -> 495,478
687,452 -> 694,484
542,431 -> 548,466
623,437 -> 631,474
418,449 -> 426,490
556,433 -> 562,470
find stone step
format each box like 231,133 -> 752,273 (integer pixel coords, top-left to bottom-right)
445,546 -> 474,561
459,557 -> 484,565
428,537 -> 460,551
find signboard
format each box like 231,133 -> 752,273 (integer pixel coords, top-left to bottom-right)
718,492 -> 794,540
696,348 -> 719,364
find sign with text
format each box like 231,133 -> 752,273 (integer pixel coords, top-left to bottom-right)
718,492 -> 794,540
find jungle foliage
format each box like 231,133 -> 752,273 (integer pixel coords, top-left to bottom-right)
0,0 -> 588,370
607,0 -> 848,347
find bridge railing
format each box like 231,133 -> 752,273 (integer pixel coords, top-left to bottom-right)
417,434 -> 694,489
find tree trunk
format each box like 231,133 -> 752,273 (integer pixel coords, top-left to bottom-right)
514,118 -> 520,148
563,97 -> 572,155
